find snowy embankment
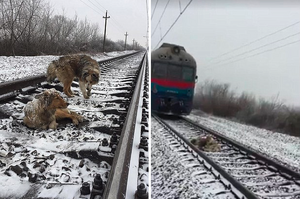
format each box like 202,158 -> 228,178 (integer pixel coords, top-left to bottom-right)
186,110 -> 300,172
0,51 -> 135,84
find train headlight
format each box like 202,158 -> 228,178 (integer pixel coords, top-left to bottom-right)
173,46 -> 180,54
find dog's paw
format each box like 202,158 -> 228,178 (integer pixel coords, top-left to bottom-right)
84,95 -> 90,99
72,119 -> 79,125
49,121 -> 58,129
41,125 -> 48,130
87,89 -> 92,96
77,115 -> 84,123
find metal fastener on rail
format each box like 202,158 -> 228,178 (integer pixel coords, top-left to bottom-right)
80,182 -> 91,195
135,183 -> 148,199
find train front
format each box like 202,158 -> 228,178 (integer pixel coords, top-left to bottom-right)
151,43 -> 197,115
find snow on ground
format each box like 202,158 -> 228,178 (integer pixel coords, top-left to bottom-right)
0,50 -> 135,83
186,110 -> 300,172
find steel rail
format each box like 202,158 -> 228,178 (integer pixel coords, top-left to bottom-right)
0,74 -> 46,96
103,53 -> 147,199
125,53 -> 148,199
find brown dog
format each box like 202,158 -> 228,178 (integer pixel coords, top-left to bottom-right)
191,135 -> 221,152
47,55 -> 100,99
23,89 -> 83,130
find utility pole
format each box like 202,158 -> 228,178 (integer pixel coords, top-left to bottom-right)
103,10 -> 110,52
143,35 -> 148,50
124,32 -> 128,50
132,39 -> 135,50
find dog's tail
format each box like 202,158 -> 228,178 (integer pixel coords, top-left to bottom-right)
46,61 -> 57,82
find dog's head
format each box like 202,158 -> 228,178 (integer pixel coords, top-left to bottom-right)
35,88 -> 68,110
79,55 -> 100,86
82,69 -> 100,86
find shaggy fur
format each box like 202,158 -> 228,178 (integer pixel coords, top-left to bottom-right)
191,135 -> 221,152
47,55 -> 100,99
23,89 -> 83,130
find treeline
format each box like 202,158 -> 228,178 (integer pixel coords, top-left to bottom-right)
0,0 -> 143,56
193,80 -> 300,137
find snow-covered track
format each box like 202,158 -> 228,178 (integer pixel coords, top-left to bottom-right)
153,114 -> 254,199
103,53 -> 149,199
0,52 -> 148,199
158,115 -> 300,199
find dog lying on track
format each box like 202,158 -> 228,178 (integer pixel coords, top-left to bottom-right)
191,135 -> 221,152
23,88 -> 83,130
47,55 -> 100,99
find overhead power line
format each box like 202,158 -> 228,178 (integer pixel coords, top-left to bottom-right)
204,31 -> 300,67
87,0 -> 105,13
91,0 -> 127,33
206,20 -> 300,63
154,0 -> 193,49
91,0 -> 126,32
91,0 -> 107,12
151,0 -> 171,37
79,0 -> 102,15
202,39 -> 300,72
79,0 -> 125,35
151,0 -> 159,20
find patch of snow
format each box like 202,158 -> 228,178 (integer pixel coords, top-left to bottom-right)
38,184 -> 80,199
0,174 -> 31,198
0,55 -> 57,83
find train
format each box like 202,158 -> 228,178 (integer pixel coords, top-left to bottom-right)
151,43 -> 197,115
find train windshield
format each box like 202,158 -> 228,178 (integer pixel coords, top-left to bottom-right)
152,62 -> 167,78
182,66 -> 194,82
152,62 -> 195,82
167,64 -> 182,80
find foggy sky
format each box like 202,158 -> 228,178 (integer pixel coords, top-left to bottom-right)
151,0 -> 300,107
49,0 -> 148,48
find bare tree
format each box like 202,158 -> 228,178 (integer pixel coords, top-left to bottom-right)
0,0 -> 144,55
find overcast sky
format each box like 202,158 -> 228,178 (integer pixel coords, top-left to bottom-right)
151,0 -> 300,107
49,0 -> 148,48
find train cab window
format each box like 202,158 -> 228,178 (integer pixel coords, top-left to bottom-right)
152,62 -> 167,78
167,64 -> 182,80
182,66 -> 194,82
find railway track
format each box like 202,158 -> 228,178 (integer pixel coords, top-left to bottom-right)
153,114 -> 300,199
0,52 -> 149,199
